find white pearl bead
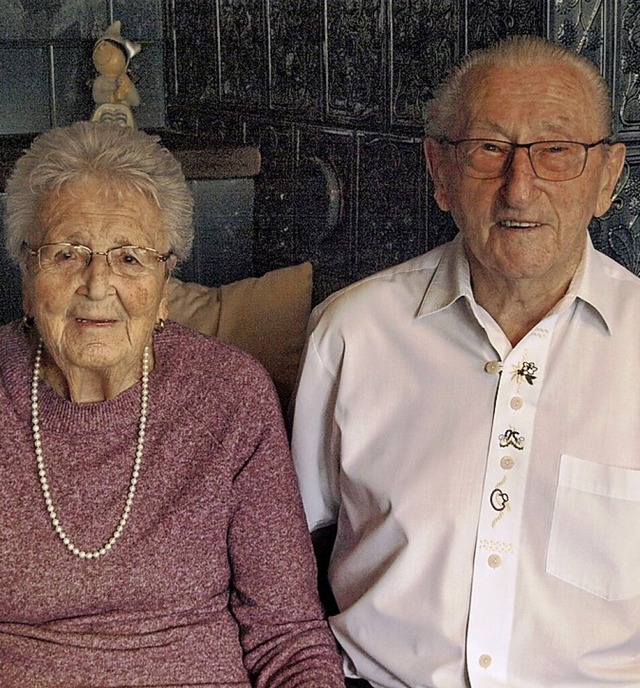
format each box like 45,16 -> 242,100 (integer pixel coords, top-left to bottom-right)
31,340 -> 150,560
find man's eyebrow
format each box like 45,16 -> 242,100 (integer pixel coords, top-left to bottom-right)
467,118 -> 579,140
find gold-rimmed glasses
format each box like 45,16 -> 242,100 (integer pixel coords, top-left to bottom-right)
26,243 -> 173,278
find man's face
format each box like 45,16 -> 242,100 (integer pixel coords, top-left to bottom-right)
426,62 -> 625,290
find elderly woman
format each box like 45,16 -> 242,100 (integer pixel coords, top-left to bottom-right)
0,122 -> 344,687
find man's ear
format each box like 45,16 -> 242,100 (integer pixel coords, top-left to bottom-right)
424,138 -> 452,212
594,142 -> 626,218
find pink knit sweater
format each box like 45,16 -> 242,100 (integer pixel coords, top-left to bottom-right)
0,321 -> 344,687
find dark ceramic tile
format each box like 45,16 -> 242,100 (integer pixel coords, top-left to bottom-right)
2,0 -> 107,41
53,45 -> 95,125
110,0 -> 163,40
130,42 -> 166,129
0,195 -> 24,326
0,0 -> 28,40
180,179 -> 255,286
0,47 -> 51,134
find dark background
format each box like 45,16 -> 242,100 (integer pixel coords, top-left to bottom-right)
1,0 -> 638,319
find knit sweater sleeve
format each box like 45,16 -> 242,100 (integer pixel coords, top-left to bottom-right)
226,370 -> 345,687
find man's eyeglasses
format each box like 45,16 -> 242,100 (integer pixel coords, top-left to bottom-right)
440,138 -> 611,182
26,243 -> 173,278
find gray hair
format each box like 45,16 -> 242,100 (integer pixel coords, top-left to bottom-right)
424,35 -> 614,140
4,121 -> 194,264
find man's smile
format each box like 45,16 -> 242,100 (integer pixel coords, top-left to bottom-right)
498,220 -> 542,229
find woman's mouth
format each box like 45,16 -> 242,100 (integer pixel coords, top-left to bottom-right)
75,317 -> 117,325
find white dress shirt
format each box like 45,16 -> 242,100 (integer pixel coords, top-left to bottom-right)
292,234 -> 640,688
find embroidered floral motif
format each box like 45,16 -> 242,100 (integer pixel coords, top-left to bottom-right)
511,360 -> 538,385
531,327 -> 549,338
489,476 -> 511,526
479,538 -> 514,553
490,488 -> 509,511
499,427 -> 525,450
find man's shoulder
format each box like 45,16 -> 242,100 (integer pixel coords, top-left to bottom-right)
582,247 -> 640,330
312,244 -> 448,326
594,247 -> 640,289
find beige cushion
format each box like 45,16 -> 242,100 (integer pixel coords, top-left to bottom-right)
168,262 -> 312,409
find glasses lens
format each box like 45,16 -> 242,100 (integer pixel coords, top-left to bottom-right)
529,142 -> 586,181
35,244 -> 164,276
108,246 -> 157,277
457,140 -> 512,179
38,244 -> 90,272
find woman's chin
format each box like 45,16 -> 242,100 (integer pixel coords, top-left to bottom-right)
54,338 -> 139,376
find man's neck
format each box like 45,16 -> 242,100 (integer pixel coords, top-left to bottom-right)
470,267 -> 573,347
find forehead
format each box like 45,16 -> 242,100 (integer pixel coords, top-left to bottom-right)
459,61 -> 601,140
36,178 -> 166,248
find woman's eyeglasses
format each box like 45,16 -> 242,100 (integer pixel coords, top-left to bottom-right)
26,243 -> 172,278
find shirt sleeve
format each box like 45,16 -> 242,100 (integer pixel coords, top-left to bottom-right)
291,330 -> 343,531
227,373 -> 345,687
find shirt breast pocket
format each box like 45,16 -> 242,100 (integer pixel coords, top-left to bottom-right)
546,454 -> 640,601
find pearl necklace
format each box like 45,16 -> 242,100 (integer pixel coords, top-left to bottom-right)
31,340 -> 149,559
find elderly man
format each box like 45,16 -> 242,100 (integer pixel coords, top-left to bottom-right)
292,35 -> 633,687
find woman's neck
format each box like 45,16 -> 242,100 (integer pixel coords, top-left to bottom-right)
40,349 -> 152,403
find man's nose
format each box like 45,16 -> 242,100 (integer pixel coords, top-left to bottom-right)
500,147 -> 540,205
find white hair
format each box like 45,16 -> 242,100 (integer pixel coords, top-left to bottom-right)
5,121 -> 194,265
424,35 -> 613,140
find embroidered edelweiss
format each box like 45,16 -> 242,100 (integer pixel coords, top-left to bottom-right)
499,427 -> 525,450
531,327 -> 549,338
511,360 -> 538,385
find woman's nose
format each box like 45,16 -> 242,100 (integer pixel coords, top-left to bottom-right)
78,252 -> 114,298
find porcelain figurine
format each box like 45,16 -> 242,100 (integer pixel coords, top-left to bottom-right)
91,21 -> 142,127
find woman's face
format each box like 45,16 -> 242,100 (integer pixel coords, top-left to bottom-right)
23,177 -> 171,389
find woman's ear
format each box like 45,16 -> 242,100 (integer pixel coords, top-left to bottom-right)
166,253 -> 177,279
158,278 -> 171,322
22,273 -> 34,318
424,138 -> 452,212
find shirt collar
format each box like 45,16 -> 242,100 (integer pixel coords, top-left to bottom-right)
417,233 -> 611,334
417,234 -> 473,317
560,235 -> 611,333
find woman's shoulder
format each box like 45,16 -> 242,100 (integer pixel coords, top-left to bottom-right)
161,320 -> 267,370
153,322 -> 283,440
156,321 -> 276,403
0,319 -> 26,344
0,320 -> 30,373
0,321 -> 33,410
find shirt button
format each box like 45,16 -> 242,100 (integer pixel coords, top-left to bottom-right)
479,654 -> 492,668
500,456 -> 515,470
488,554 -> 502,568
484,361 -> 502,374
510,396 -> 523,410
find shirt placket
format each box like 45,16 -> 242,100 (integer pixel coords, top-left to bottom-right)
466,315 -> 558,686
